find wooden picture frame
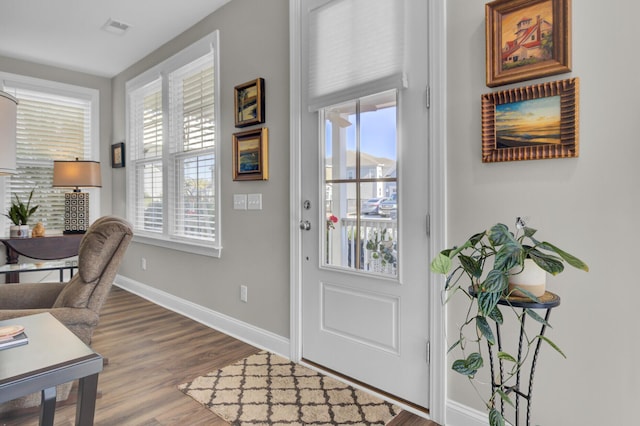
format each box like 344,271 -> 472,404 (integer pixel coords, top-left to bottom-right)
486,0 -> 571,87
111,142 -> 125,168
234,78 -> 265,128
481,78 -> 579,163
232,128 -> 269,181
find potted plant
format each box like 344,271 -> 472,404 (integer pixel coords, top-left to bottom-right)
366,228 -> 396,274
4,189 -> 38,238
430,218 -> 588,426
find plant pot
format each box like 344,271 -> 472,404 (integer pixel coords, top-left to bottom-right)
9,225 -> 30,239
508,258 -> 546,297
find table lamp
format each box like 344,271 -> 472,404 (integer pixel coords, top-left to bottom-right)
53,159 -> 102,234
0,91 -> 18,175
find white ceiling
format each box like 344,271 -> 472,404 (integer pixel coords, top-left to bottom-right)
0,0 -> 232,78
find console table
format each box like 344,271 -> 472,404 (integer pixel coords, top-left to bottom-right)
1,234 -> 83,283
0,312 -> 103,425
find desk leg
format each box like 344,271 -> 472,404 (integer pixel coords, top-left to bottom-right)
39,387 -> 56,426
4,246 -> 19,283
76,373 -> 99,426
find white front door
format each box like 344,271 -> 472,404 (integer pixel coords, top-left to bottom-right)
299,21 -> 431,405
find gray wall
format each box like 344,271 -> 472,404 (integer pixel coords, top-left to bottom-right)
111,0 -> 290,337
447,0 -> 639,423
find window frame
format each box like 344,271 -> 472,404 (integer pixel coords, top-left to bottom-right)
125,31 -> 222,257
0,72 -> 100,233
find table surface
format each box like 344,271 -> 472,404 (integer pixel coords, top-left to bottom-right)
469,286 -> 561,309
0,312 -> 102,403
1,234 -> 83,261
0,260 -> 78,274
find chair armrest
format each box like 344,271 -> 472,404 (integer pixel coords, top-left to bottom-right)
0,282 -> 66,309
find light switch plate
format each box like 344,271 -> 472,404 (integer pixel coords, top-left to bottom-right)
248,193 -> 262,210
233,194 -> 247,210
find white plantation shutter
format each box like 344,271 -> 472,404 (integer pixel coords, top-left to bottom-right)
307,0 -> 406,111
168,55 -> 216,240
1,81 -> 96,232
126,31 -> 220,254
128,79 -> 163,232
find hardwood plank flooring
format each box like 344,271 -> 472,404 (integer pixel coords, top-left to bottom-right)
0,287 -> 438,425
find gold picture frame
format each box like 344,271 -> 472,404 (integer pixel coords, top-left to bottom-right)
234,78 -> 265,128
232,128 -> 269,181
486,0 -> 571,87
481,78 -> 579,163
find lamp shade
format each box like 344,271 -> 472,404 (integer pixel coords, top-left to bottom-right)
53,160 -> 102,189
0,91 -> 18,175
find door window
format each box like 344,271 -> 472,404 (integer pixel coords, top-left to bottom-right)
322,90 -> 398,277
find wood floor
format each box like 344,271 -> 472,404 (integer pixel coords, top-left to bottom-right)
0,287 -> 438,426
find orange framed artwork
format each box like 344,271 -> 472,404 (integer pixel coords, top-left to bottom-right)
485,0 -> 571,87
481,78 -> 579,163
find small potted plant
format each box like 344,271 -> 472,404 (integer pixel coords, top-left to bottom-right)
430,218 -> 588,426
4,189 -> 38,238
366,228 -> 396,274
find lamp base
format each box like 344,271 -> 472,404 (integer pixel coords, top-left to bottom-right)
64,192 -> 90,234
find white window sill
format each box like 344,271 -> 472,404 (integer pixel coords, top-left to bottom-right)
132,233 -> 222,258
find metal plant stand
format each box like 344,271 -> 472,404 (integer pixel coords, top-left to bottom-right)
488,291 -> 561,426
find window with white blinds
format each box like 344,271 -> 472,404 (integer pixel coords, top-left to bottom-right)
126,31 -> 220,256
0,76 -> 98,232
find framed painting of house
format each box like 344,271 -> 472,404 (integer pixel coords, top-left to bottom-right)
232,127 -> 269,181
481,78 -> 579,162
234,78 -> 265,128
485,0 -> 571,87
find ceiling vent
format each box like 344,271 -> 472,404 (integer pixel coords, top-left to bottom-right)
102,18 -> 131,36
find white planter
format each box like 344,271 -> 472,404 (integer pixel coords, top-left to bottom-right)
508,258 -> 547,297
9,225 -> 30,238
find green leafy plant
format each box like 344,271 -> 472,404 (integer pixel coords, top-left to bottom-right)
4,189 -> 38,226
430,218 -> 588,426
366,228 -> 396,270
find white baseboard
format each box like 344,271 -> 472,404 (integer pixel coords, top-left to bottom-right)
446,399 -> 488,426
114,275 -> 290,358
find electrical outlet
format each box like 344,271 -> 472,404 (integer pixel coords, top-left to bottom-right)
240,285 -> 248,303
141,257 -> 147,270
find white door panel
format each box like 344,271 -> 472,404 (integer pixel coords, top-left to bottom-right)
300,0 -> 430,409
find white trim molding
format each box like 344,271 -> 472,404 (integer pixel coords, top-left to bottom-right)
446,399 -> 489,426
115,275 -> 290,358
427,0 -> 448,423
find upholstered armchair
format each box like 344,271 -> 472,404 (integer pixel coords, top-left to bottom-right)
0,215 -> 133,413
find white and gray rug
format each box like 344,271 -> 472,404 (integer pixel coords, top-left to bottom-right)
178,350 -> 400,425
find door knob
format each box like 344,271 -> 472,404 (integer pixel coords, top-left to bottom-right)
299,220 -> 311,231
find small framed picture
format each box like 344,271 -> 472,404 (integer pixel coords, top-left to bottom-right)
111,142 -> 125,168
485,0 -> 571,87
232,128 -> 269,181
481,78 -> 579,163
234,78 -> 265,128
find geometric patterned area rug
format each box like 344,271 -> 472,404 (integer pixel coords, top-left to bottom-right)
178,350 -> 401,425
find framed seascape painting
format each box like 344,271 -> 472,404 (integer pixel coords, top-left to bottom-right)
232,128 -> 269,181
486,0 -> 571,87
481,78 -> 579,163
234,78 -> 265,128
